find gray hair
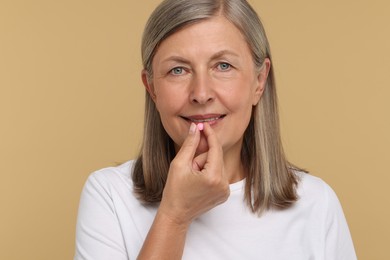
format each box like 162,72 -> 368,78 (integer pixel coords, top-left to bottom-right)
133,0 -> 300,214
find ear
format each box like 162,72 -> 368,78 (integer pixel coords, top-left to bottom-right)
141,70 -> 156,102
252,58 -> 271,106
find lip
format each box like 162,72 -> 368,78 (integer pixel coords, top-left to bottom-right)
180,114 -> 226,126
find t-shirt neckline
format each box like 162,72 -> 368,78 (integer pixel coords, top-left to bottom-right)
229,178 -> 245,192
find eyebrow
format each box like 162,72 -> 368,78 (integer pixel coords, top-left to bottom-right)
210,50 -> 240,61
161,56 -> 191,65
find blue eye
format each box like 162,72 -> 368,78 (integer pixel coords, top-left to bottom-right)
218,63 -> 231,71
170,67 -> 184,75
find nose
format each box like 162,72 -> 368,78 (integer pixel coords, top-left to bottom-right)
189,72 -> 214,104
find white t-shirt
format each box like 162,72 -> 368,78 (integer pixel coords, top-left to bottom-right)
74,160 -> 356,260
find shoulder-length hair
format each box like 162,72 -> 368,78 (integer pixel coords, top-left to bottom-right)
132,0 -> 302,214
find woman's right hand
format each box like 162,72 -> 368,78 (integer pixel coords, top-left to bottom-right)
158,122 -> 230,226
137,122 -> 230,259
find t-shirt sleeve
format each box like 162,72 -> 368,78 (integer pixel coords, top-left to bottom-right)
323,182 -> 357,260
74,172 -> 128,260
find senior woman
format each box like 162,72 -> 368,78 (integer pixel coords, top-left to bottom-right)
75,0 -> 357,259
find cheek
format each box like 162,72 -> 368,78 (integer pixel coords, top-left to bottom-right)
155,88 -> 182,114
225,90 -> 256,129
153,80 -> 189,113
156,100 -> 185,121
224,84 -> 255,113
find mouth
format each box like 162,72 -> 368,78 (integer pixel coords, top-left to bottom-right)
180,114 -> 226,125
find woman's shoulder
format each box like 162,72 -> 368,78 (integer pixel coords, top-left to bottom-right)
84,160 -> 136,192
294,171 -> 341,209
296,171 -> 331,192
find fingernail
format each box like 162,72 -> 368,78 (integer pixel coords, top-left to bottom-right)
197,123 -> 204,131
189,123 -> 196,134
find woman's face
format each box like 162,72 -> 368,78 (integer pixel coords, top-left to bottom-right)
143,16 -> 269,156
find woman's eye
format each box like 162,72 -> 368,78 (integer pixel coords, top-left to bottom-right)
170,67 -> 184,75
218,62 -> 231,71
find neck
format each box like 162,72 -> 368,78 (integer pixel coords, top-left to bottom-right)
223,144 -> 245,184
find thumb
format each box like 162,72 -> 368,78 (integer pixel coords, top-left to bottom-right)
174,123 -> 201,163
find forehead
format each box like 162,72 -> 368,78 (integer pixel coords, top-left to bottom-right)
153,16 -> 251,62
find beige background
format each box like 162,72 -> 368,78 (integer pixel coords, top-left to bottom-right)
0,0 -> 389,259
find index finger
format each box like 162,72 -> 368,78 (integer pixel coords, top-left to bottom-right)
174,122 -> 201,164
